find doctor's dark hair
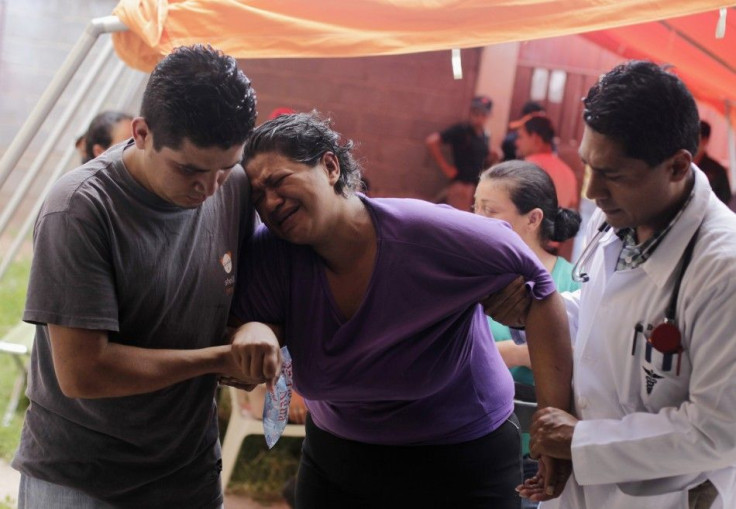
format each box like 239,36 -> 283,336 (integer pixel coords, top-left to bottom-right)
140,44 -> 257,151
242,111 -> 363,197
479,161 -> 580,244
583,61 -> 699,167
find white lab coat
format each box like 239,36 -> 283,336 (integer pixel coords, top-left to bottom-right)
541,167 -> 736,509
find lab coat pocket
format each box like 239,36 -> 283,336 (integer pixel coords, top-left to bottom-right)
617,323 -> 649,412
639,343 -> 690,412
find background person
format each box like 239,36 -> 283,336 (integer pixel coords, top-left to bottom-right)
426,95 -> 495,211
519,61 -> 736,509
694,120 -> 732,205
231,112 -> 573,508
501,101 -> 546,161
12,45 -> 259,509
514,115 -> 578,211
474,160 -> 581,509
83,110 -> 134,163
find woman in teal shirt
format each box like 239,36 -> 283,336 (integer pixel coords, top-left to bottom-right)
474,160 -> 581,461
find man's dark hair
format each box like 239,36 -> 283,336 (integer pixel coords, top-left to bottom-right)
140,45 -> 257,151
524,116 -> 555,145
583,61 -> 699,167
700,120 -> 712,140
521,101 -> 544,116
84,110 -> 133,163
243,112 -> 363,197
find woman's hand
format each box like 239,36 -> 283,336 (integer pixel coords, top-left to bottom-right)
289,392 -> 308,424
229,322 -> 283,390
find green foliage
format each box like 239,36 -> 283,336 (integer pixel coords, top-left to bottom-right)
0,494 -> 16,509
0,258 -> 31,461
229,435 -> 301,502
0,259 -> 29,334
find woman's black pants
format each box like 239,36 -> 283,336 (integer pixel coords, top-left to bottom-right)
295,414 -> 522,509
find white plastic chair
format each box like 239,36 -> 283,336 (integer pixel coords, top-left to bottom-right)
0,321 -> 35,426
220,384 -> 305,491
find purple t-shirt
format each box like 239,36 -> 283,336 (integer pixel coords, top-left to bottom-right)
233,196 -> 554,445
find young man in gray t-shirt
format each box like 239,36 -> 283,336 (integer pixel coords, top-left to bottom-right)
13,45 -> 261,509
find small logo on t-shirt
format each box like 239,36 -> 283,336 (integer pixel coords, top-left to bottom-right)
221,251 -> 235,295
221,252 -> 233,274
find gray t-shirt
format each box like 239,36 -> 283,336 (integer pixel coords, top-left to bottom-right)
13,140 -> 254,508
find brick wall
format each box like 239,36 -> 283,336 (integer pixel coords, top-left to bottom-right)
238,48 -> 482,200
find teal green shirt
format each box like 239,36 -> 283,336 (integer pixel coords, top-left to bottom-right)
487,256 -> 580,454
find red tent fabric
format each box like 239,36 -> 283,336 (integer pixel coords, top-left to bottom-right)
583,9 -> 736,120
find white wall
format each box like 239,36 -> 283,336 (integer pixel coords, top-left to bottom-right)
475,42 -> 521,159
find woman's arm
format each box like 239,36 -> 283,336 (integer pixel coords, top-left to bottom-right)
496,340 -> 531,368
523,291 -> 574,499
524,292 -> 572,411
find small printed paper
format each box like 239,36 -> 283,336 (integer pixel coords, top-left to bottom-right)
262,346 -> 293,449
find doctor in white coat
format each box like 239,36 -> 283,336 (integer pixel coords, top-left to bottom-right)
519,61 -> 736,509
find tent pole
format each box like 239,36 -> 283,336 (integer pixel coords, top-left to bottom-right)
0,40 -> 115,238
726,100 -> 736,193
0,59 -> 129,282
0,16 -> 127,190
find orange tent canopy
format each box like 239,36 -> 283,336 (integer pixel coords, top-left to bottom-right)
582,9 -> 736,120
111,1 -> 736,120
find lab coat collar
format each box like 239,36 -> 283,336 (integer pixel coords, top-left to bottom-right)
637,165 -> 708,289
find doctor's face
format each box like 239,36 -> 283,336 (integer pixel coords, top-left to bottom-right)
580,126 -> 686,242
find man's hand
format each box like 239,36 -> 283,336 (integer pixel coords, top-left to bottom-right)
517,457 -> 572,502
218,376 -> 257,392
519,406 -> 577,500
529,407 -> 578,460
481,275 -> 531,328
229,322 -> 282,390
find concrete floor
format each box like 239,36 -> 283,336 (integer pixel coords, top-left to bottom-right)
0,459 -> 20,507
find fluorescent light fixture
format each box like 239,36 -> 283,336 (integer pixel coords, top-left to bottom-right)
452,48 -> 463,80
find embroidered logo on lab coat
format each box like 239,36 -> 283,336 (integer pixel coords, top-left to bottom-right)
643,367 -> 664,394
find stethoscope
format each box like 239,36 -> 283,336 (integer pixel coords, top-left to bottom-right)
571,221 -> 611,283
572,218 -> 700,375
